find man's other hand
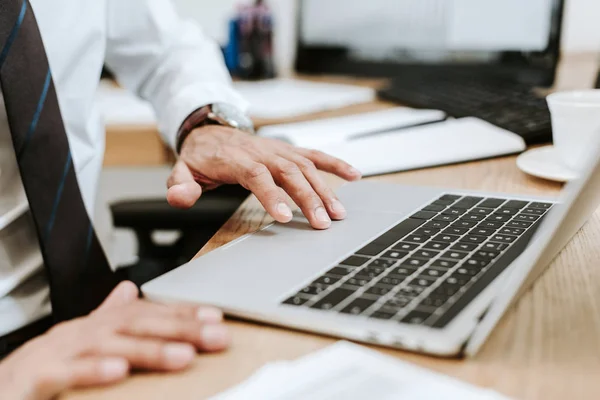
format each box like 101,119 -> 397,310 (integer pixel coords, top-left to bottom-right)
166,126 -> 362,230
0,282 -> 229,400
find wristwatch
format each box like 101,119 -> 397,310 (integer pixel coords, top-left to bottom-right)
176,102 -> 255,153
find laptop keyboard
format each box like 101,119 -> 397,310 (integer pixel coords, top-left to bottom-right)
281,195 -> 554,328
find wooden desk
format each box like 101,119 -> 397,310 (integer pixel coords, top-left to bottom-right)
71,55 -> 600,399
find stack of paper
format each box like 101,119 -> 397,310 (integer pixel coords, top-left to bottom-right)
233,79 -> 376,119
212,342 -> 510,400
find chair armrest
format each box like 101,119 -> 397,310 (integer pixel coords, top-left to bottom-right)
110,185 -> 249,231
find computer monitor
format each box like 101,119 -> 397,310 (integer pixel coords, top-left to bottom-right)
296,0 -> 565,87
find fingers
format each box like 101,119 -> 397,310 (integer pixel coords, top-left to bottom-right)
284,153 -> 347,221
167,160 -> 203,209
296,148 -> 362,181
33,358 -> 129,398
121,316 -> 230,352
94,338 -> 198,371
266,157 -> 332,229
96,281 -> 139,312
236,158 -> 294,224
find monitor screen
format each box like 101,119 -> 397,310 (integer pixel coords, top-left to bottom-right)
300,0 -> 561,65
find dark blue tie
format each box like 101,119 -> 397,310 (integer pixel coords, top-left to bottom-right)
0,0 -> 119,321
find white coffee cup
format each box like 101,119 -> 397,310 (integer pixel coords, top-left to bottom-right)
547,90 -> 600,173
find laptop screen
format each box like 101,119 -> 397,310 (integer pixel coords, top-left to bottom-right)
296,0 -> 564,81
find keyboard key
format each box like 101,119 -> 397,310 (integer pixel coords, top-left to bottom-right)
382,296 -> 413,310
464,258 -> 491,269
439,194 -> 461,201
450,242 -> 477,252
470,207 -> 493,216
506,220 -> 532,229
411,211 -> 438,220
440,250 -> 469,261
422,241 -> 450,251
390,265 -> 419,276
460,235 -> 487,244
491,234 -> 518,243
415,227 -> 441,236
442,208 -> 467,216
300,285 -> 327,296
378,276 -> 406,286
472,250 -> 500,260
283,295 -> 310,306
387,218 -> 426,238
341,255 -> 370,266
433,214 -> 458,222
433,284 -> 460,297
451,220 -> 478,228
481,242 -> 508,251
345,277 -> 373,287
433,199 -> 454,206
356,268 -> 387,280
392,242 -> 419,252
381,250 -> 409,261
420,269 -> 445,279
521,207 -> 546,216
413,249 -> 440,260
401,258 -> 428,267
453,196 -> 483,209
478,198 -> 506,208
478,220 -> 505,229
401,310 -> 432,325
368,258 -> 398,269
463,214 -> 485,222
369,310 -> 398,320
486,214 -> 511,223
396,285 -> 425,298
373,230 -> 410,248
404,235 -> 429,244
496,208 -> 519,216
431,259 -> 457,269
408,277 -> 437,288
530,202 -> 553,209
432,233 -> 460,243
356,243 -> 386,257
419,296 -> 448,308
513,214 -> 540,222
499,227 -> 525,236
445,274 -> 471,286
504,200 -> 529,209
340,297 -> 377,315
443,226 -> 469,235
327,266 -> 355,277
470,227 -> 496,236
423,204 -> 446,212
424,220 -> 450,229
312,275 -> 341,287
364,285 -> 395,296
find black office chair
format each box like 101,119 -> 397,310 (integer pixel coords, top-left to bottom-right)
110,185 -> 249,286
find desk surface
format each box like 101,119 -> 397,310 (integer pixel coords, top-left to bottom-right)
69,57 -> 600,400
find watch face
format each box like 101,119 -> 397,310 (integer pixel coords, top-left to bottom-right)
212,103 -> 254,133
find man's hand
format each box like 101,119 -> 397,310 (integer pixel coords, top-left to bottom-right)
166,126 -> 362,230
0,282 -> 229,400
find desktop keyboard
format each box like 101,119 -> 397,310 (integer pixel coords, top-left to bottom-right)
378,76 -> 552,144
282,195 -> 554,328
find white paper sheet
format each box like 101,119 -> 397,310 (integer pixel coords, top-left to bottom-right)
257,107 -> 446,148
233,79 -> 376,119
319,117 -> 526,177
212,341 -> 511,400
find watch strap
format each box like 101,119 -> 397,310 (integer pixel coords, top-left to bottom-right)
176,105 -> 214,153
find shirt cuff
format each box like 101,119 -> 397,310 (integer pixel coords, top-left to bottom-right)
157,82 -> 249,151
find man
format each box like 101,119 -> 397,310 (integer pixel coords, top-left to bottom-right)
0,0 -> 360,397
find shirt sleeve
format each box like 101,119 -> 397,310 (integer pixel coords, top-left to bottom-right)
104,0 -> 249,150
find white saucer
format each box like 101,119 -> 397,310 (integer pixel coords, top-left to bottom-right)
516,145 -> 580,183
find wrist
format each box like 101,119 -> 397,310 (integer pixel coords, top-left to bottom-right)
175,103 -> 254,154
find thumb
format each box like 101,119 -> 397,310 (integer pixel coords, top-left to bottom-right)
167,160 -> 203,209
96,281 -> 139,312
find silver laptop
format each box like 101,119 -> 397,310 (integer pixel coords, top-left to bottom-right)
142,137 -> 600,357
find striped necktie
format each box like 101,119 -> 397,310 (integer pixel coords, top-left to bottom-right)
0,0 -> 119,321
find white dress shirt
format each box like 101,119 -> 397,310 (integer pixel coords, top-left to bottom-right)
0,0 -> 247,337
